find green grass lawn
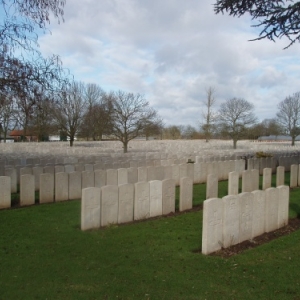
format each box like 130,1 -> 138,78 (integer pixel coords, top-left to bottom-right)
1,173 -> 300,299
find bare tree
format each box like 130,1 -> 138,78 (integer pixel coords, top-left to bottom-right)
214,0 -> 300,49
276,92 -> 300,146
218,98 -> 257,149
143,117 -> 164,140
162,125 -> 182,140
248,118 -> 283,140
111,90 -> 159,153
1,0 -> 65,52
53,81 -> 87,147
79,84 -> 113,141
201,87 -> 217,142
0,93 -> 17,142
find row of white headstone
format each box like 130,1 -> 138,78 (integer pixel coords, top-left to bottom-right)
81,177 -> 193,230
202,185 -> 290,255
2,159 -> 245,192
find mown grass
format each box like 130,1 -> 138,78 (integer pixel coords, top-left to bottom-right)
1,172 -> 300,299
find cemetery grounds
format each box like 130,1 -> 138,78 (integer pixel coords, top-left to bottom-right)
1,140 -> 300,299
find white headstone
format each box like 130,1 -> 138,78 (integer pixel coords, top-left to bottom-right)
0,176 -> 11,209
252,190 -> 266,238
68,171 -> 82,200
251,169 -> 259,191
55,165 -> 65,173
147,166 -> 157,181
55,172 -> 69,201
290,164 -> 298,188
20,174 -> 35,206
222,195 -> 239,248
118,168 -> 128,185
171,164 -> 180,186
81,187 -> 101,231
228,171 -> 239,195
127,167 -> 138,184
265,187 -> 279,232
118,184 -> 134,224
39,173 -> 54,203
202,198 -> 223,255
106,169 -> 118,186
138,167 -> 147,182
262,168 -> 272,190
149,180 -> 163,217
162,179 -> 175,215
206,174 -> 218,199
277,185 -> 289,228
239,192 -> 254,243
276,166 -> 285,187
32,166 -> 43,192
179,177 -> 193,211
134,182 -> 150,220
5,168 -> 17,193
82,171 -> 95,189
85,164 -> 94,171
242,170 -> 252,193
101,185 -> 119,227
94,169 -> 106,188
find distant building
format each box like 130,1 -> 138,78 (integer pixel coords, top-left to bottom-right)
258,135 -> 300,141
9,130 -> 37,142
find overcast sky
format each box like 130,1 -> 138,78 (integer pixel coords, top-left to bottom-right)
39,0 -> 300,127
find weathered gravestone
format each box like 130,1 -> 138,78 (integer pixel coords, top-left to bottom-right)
222,195 -> 239,248
228,171 -> 239,195
277,185 -> 289,228
138,167 -> 147,182
162,179 -> 175,215
134,182 -> 150,220
171,164 -> 180,186
94,169 -> 106,188
290,164 -> 298,188
118,184 -> 134,224
262,168 -> 272,190
39,173 -> 54,203
252,190 -> 266,238
179,177 -> 193,211
5,168 -> 17,193
118,168 -> 128,185
101,185 -> 118,227
55,165 -> 64,174
44,166 -> 54,175
242,170 -> 252,193
206,174 -> 218,199
147,166 -> 157,182
20,174 -> 35,206
127,167 -> 138,184
33,166 -> 43,191
265,187 -> 279,232
239,192 -> 254,243
149,180 -> 163,217
0,176 -> 11,209
55,172 -> 69,201
81,187 -> 101,231
251,169 -> 259,191
202,197 -> 223,255
163,165 -> 172,180
276,166 -> 285,187
68,171 -> 82,200
82,171 -> 95,189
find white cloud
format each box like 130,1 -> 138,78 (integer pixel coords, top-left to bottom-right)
39,0 -> 300,125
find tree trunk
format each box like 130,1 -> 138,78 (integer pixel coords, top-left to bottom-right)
292,136 -> 295,146
123,141 -> 128,153
70,137 -> 74,147
233,139 -> 237,149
